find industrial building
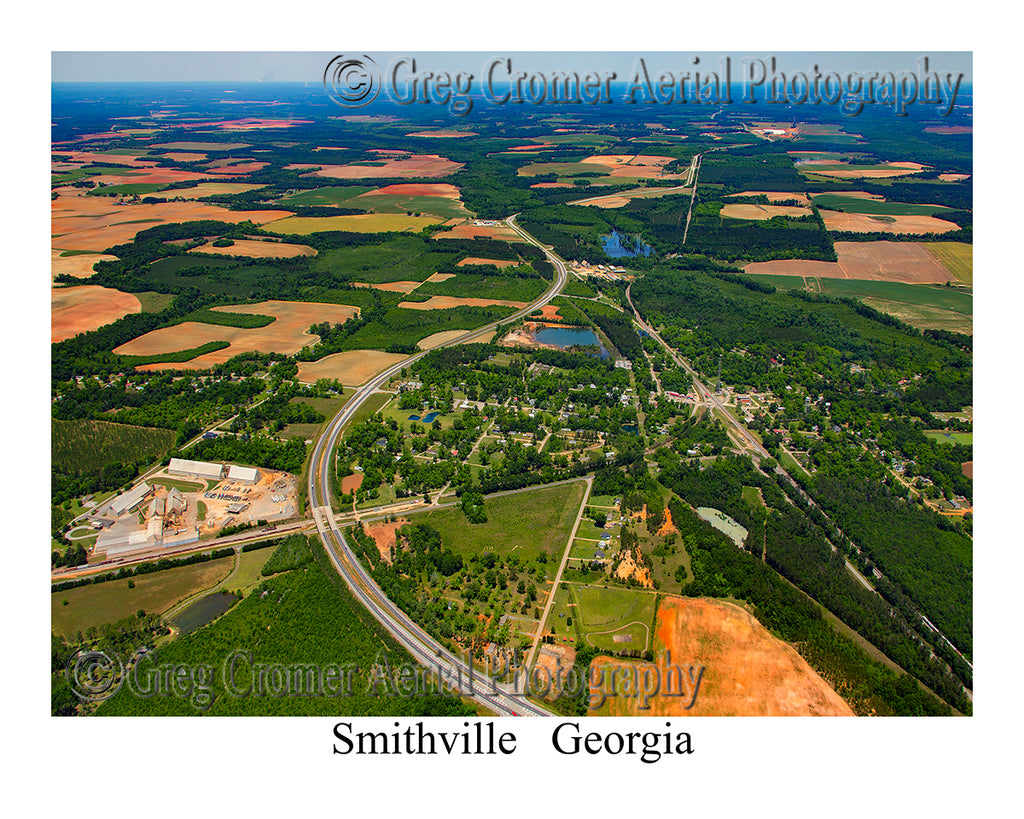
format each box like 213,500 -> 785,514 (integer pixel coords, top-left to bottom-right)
226,464 -> 259,484
107,482 -> 153,516
168,458 -> 224,481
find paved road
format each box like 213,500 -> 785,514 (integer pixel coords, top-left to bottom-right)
305,215 -> 568,717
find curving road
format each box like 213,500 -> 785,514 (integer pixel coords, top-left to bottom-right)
307,216 -> 566,716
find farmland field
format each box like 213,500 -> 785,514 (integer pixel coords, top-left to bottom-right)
277,186 -> 375,206
52,285 -> 141,341
296,350 -> 407,385
926,242 -> 973,284
574,584 -> 656,652
811,193 -> 952,215
415,480 -> 586,562
265,214 -> 439,234
51,556 -> 234,637
188,239 -> 316,258
314,236 -> 459,284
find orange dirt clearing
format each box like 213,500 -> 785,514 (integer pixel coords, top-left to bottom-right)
362,518 -> 410,563
51,249 -> 118,283
52,286 -> 141,342
188,239 -> 316,258
939,173 -> 970,182
536,304 -> 563,321
296,350 -> 407,385
399,296 -> 528,310
835,241 -> 953,283
457,257 -> 518,268
427,272 -> 457,282
531,182 -> 573,189
116,300 -> 359,370
340,473 -> 365,494
592,596 -> 853,716
720,204 -> 811,220
287,154 -> 463,179
819,211 -> 960,235
362,183 -> 461,198
406,130 -> 478,138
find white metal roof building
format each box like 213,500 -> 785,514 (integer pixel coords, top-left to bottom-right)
168,458 -> 224,480
108,482 -> 152,516
226,464 -> 259,484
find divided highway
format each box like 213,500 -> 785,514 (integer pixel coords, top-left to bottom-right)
307,216 -> 565,716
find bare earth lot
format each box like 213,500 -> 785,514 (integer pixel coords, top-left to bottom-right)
720,203 -> 812,220
744,242 -> 953,284
819,211 -> 960,235
592,596 -> 853,716
188,239 -> 316,258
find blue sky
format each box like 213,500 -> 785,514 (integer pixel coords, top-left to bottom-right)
52,51 -> 971,84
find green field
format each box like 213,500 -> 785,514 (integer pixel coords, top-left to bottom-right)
135,291 -> 176,312
357,193 -> 471,221
337,304 -> 516,351
924,430 -> 973,446
181,308 -> 276,328
51,556 -> 234,637
926,242 -> 973,285
816,279 -> 972,315
811,194 -> 952,216
573,584 -> 656,652
150,477 -> 205,493
416,273 -> 547,302
277,186 -> 375,207
517,161 -> 609,178
415,480 -> 587,562
52,419 -> 176,476
314,236 -> 460,284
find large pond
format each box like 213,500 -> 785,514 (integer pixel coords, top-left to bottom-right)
601,230 -> 654,258
170,591 -> 238,636
696,507 -> 748,547
534,326 -> 609,358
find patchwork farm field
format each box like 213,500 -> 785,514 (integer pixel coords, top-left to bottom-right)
51,248 -> 117,282
112,300 -> 359,369
286,153 -> 463,179
188,239 -> 316,258
720,203 -> 812,220
266,214 -> 439,234
744,242 -> 954,284
926,242 -> 973,284
819,211 -> 960,235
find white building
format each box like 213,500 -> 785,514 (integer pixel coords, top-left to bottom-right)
168,458 -> 224,481
108,482 -> 152,516
227,464 -> 259,484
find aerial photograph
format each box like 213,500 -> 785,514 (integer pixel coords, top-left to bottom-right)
50,50 -> 973,721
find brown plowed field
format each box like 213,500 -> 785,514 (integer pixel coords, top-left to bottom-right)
742,260 -> 843,278
362,518 -> 411,562
340,473 -> 364,494
399,296 -> 528,310
531,182 -> 573,188
296,350 -> 407,385
406,130 -> 478,138
591,596 -> 853,716
725,191 -> 811,206
939,173 -> 970,181
457,257 -> 518,268
435,224 -> 527,242
146,183 -> 265,199
427,272 -> 457,281
721,204 -> 812,220
362,183 -> 460,198
834,241 -> 953,282
417,329 -> 493,349
744,242 -> 953,284
52,286 -> 141,342
820,211 -> 960,235
115,301 -> 359,369
287,154 -> 463,179
188,239 -> 316,258
52,190 -> 290,252
51,249 -> 118,282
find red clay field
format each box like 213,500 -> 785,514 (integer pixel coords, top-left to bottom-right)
52,286 -> 141,342
744,242 -> 954,284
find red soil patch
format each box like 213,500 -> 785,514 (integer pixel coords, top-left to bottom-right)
52,286 -> 141,342
287,154 -> 463,179
530,182 -> 573,188
939,173 -> 970,182
351,280 -> 422,293
961,462 -> 973,479
340,473 -> 364,494
188,239 -> 315,259
925,126 -> 972,134
51,249 -> 118,282
406,130 -> 478,138
88,168 -> 212,186
656,507 -> 678,537
536,304 -> 563,321
362,518 -> 410,563
742,260 -> 843,278
363,183 -> 460,198
592,596 -> 853,716
296,350 -> 408,385
834,241 -> 953,283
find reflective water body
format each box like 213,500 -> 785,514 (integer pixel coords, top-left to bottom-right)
601,230 -> 654,258
170,591 -> 238,636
